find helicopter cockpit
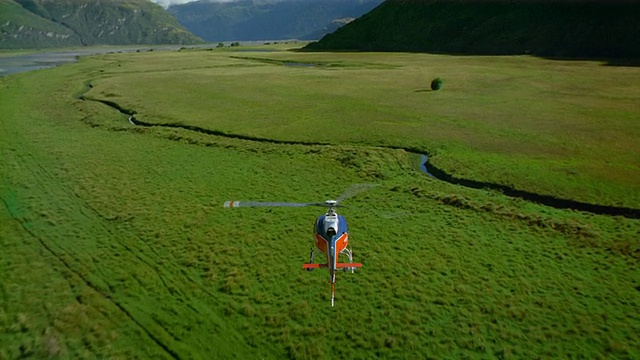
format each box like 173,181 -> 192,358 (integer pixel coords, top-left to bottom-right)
323,210 -> 340,238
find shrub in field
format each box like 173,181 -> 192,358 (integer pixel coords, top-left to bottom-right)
431,77 -> 443,90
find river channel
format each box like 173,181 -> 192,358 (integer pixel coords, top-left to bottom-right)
0,45 -> 219,77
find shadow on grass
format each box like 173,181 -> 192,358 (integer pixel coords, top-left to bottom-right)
542,56 -> 640,68
422,159 -> 640,219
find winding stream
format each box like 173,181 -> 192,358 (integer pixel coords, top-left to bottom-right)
420,154 -> 436,178
7,50 -> 633,219
83,95 -> 640,219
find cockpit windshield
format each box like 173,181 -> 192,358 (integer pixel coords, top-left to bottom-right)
324,214 -> 339,237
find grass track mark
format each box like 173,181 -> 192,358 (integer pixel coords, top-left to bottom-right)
0,196 -> 181,360
3,126 -> 265,358
1,149 -> 185,358
71,175 -> 237,319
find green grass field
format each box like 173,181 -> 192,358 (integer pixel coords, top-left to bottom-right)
82,48 -> 640,208
1,46 -> 639,359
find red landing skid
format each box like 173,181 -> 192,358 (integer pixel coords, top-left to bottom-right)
302,263 -> 363,269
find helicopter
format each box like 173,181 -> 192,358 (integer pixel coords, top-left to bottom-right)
223,184 -> 375,306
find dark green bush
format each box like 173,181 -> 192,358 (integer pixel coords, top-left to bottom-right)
431,77 -> 443,91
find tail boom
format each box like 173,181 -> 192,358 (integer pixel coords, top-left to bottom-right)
303,262 -> 361,307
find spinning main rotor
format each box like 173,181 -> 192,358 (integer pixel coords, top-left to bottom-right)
224,184 -> 375,307
223,184 -> 376,210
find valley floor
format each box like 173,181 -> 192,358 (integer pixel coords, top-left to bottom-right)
1,47 -> 639,359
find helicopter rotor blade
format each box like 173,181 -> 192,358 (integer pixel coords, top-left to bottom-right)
224,183 -> 377,209
335,183 -> 378,204
224,201 -> 317,208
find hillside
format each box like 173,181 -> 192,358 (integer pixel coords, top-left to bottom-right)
0,0 -> 203,49
0,0 -> 84,48
168,0 -> 383,42
304,0 -> 640,59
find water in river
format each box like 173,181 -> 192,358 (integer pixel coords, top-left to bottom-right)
0,45 -> 218,77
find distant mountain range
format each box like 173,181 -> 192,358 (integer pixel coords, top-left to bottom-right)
305,0 -> 640,59
167,0 -> 383,42
0,0 -> 203,49
6,0 -> 633,60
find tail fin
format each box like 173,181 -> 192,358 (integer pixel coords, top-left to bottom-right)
331,282 -> 335,307
302,263 -> 362,307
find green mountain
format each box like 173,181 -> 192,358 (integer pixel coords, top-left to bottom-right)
0,0 -> 83,48
0,0 -> 203,49
168,0 -> 383,42
305,0 -> 640,59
